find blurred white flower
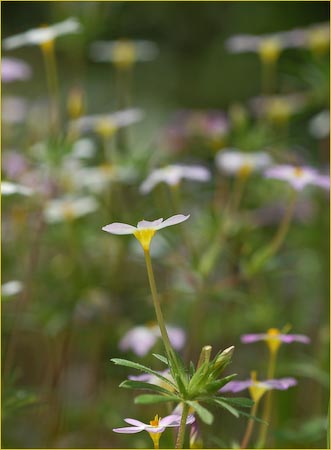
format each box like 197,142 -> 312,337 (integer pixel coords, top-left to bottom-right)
2,280 -> 23,297
1,181 -> 33,196
2,57 -> 32,82
2,96 -> 28,124
309,110 -> 330,139
216,149 -> 272,176
90,39 -> 158,68
140,164 -> 211,194
264,165 -> 330,191
69,108 -> 144,136
71,138 -> 97,159
119,324 -> 186,356
44,196 -> 98,223
3,17 -> 81,50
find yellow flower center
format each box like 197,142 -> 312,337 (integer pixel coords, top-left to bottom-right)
267,98 -> 291,124
248,371 -> 268,404
134,228 -> 156,251
308,28 -> 329,56
258,38 -> 281,65
113,40 -> 136,69
62,204 -> 76,221
148,415 -> 162,449
265,328 -> 281,354
39,25 -> 54,53
96,119 -> 117,138
238,163 -> 253,179
99,163 -> 115,175
293,167 -> 304,178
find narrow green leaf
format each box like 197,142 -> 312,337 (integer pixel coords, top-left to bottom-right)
119,380 -> 176,396
111,358 -> 177,390
134,394 -> 178,405
189,361 -> 195,377
239,410 -> 267,424
152,354 -> 169,365
218,396 -> 254,408
205,374 -> 237,393
187,401 -> 214,425
213,399 -> 239,418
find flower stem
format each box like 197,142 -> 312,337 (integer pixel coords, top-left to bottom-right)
257,350 -> 278,448
240,401 -> 258,449
143,249 -> 177,368
175,403 -> 190,449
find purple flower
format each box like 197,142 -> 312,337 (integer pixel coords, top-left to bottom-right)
119,324 -> 186,357
241,328 -> 310,354
2,57 -> 32,83
113,413 -> 195,447
220,372 -> 297,403
264,165 -> 330,191
2,150 -> 29,179
2,96 -> 28,124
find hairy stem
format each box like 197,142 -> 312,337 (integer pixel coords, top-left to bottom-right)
175,403 -> 190,449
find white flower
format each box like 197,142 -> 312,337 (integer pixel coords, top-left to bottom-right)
44,196 -> 98,223
140,164 -> 211,194
71,138 -> 97,159
2,280 -> 23,297
215,149 -> 272,176
1,181 -> 33,196
119,324 -> 186,356
3,17 -> 81,50
69,108 -> 144,136
102,214 -> 190,251
264,165 -> 330,191
90,39 -> 158,68
309,110 -> 330,139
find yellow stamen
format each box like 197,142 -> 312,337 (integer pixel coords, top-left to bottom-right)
134,228 -> 156,251
62,204 -> 75,221
238,163 -> 252,179
150,414 -> 160,427
258,38 -> 281,65
113,39 -> 136,69
265,328 -> 281,355
248,371 -> 267,404
293,167 -> 304,178
148,415 -> 162,449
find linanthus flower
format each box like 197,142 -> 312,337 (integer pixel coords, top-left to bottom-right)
2,280 -> 23,297
241,328 -> 310,355
249,93 -> 308,125
140,164 -> 211,194
264,165 -> 330,191
90,39 -> 158,69
102,214 -> 190,252
2,151 -> 29,180
113,414 -> 195,448
68,108 -> 144,138
215,149 -> 272,178
128,370 -> 176,393
43,196 -> 98,223
220,371 -> 297,403
2,17 -> 81,50
225,22 -> 330,63
2,57 -> 31,82
1,181 -> 33,196
309,110 -> 330,140
2,96 -> 28,124
119,323 -> 185,356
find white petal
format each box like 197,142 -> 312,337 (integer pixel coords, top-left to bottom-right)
137,218 -> 163,229
155,214 -> 190,230
124,418 -> 147,427
102,222 -> 136,235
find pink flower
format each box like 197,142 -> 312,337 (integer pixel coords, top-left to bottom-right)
2,57 -> 31,82
264,165 -> 330,191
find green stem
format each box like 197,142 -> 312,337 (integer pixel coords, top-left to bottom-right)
240,401 -> 258,449
262,60 -> 277,95
143,249 -> 177,368
257,350 -> 278,448
175,403 -> 190,449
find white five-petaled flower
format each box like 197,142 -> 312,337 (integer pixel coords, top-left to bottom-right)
102,214 -> 190,251
140,164 -> 211,194
1,181 -> 33,196
90,39 -> 158,69
44,196 -> 99,223
264,165 -> 330,191
69,108 -> 144,137
3,17 -> 81,50
2,280 -> 23,297
215,149 -> 272,177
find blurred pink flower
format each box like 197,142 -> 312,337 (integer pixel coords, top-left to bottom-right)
119,324 -> 186,356
2,57 -> 32,82
264,165 -> 330,191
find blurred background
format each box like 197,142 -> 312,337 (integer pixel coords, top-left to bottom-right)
2,1 -> 330,448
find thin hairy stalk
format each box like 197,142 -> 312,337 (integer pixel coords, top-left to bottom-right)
175,403 -> 190,449
240,402 -> 258,449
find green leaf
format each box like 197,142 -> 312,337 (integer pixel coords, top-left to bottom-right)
212,398 -> 239,418
187,401 -> 214,425
119,379 -> 177,396
205,374 -> 237,393
111,358 -> 177,390
189,361 -> 195,377
152,354 -> 169,365
239,410 -> 267,424
134,394 -> 178,405
218,396 -> 254,408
